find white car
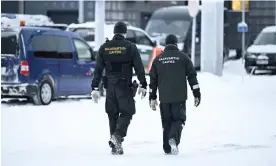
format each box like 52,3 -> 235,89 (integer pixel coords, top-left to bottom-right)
245,25 -> 276,74
67,22 -> 164,73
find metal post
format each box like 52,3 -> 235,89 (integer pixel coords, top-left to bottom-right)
275,0 -> 276,25
200,0 -> 223,76
191,17 -> 196,65
78,0 -> 84,23
95,0 -> 105,51
241,0 -> 245,63
19,0 -> 24,14
215,0 -> 224,76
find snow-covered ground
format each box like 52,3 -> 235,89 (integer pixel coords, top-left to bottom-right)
2,60 -> 276,166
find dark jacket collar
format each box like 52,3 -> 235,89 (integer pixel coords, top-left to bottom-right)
164,44 -> 179,51
112,34 -> 125,40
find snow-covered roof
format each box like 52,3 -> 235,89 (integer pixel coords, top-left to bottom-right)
67,22 -> 96,28
262,26 -> 276,33
68,21 -> 141,31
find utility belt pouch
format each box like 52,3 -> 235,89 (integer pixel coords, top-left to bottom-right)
131,80 -> 139,97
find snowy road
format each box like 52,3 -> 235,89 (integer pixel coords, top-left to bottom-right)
2,60 -> 276,166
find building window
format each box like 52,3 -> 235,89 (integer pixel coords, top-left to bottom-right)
117,2 -> 123,10
112,2 -> 117,10
118,12 -> 123,20
106,12 -> 111,20
106,1 -> 111,10
69,2 -> 76,8
87,2 -> 94,9
111,12 -> 118,20
87,11 -> 93,19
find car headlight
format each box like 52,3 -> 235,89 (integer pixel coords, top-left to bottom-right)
257,54 -> 269,60
246,53 -> 257,59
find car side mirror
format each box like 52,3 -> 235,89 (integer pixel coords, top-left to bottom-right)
249,38 -> 254,45
89,48 -> 96,61
246,38 -> 254,48
152,40 -> 157,47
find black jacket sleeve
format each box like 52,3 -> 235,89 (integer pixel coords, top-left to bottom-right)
91,46 -> 105,90
149,59 -> 158,100
186,57 -> 200,96
131,44 -> 147,87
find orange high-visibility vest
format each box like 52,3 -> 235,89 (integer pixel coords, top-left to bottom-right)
146,47 -> 163,73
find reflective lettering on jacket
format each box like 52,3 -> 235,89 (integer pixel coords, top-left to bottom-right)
158,57 -> 180,64
104,47 -> 126,55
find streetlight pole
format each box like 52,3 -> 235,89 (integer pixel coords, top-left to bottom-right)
78,0 -> 84,23
95,0 -> 105,51
241,0 -> 245,63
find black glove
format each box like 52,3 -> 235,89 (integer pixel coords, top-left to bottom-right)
149,92 -> 157,101
130,80 -> 139,97
138,81 -> 147,99
149,92 -> 157,111
105,38 -> 109,43
193,89 -> 201,107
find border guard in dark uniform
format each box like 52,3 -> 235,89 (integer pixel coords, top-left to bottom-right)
149,34 -> 201,155
91,21 -> 147,155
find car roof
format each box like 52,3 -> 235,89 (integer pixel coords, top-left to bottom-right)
151,6 -> 196,20
67,21 -> 149,38
68,21 -> 142,31
262,26 -> 276,33
20,26 -> 80,38
151,5 -> 227,19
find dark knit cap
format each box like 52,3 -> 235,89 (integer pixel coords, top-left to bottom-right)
113,21 -> 127,34
165,34 -> 178,45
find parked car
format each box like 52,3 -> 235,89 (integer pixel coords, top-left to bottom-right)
67,22 -> 163,73
1,25 -> 96,105
244,25 -> 276,74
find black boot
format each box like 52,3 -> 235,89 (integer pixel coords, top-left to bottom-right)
109,133 -> 123,155
108,140 -> 117,155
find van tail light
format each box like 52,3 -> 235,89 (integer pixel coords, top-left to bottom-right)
20,61 -> 29,76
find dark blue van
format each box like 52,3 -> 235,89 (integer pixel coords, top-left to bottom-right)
1,26 -> 96,105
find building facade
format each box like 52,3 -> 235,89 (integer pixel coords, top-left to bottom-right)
2,1 -> 186,29
2,0 -> 276,47
2,1 -> 275,29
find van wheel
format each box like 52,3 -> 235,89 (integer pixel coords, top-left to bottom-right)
32,80 -> 53,105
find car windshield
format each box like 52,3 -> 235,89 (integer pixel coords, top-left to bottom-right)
253,32 -> 276,45
145,19 -> 191,41
70,28 -> 95,41
1,32 -> 18,55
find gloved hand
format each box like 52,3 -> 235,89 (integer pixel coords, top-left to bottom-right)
193,89 -> 201,107
149,92 -> 158,111
149,99 -> 158,111
91,88 -> 100,103
137,83 -> 147,99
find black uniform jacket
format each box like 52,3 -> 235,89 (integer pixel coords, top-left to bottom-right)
149,44 -> 199,103
92,34 -> 147,89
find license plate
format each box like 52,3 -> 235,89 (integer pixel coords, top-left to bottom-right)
256,60 -> 268,65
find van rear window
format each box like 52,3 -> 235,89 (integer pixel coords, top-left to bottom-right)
32,35 -> 73,59
1,33 -> 18,55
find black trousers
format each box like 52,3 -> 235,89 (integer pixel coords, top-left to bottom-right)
105,80 -> 135,139
159,101 -> 186,153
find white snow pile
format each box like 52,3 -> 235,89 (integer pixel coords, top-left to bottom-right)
1,60 -> 276,166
